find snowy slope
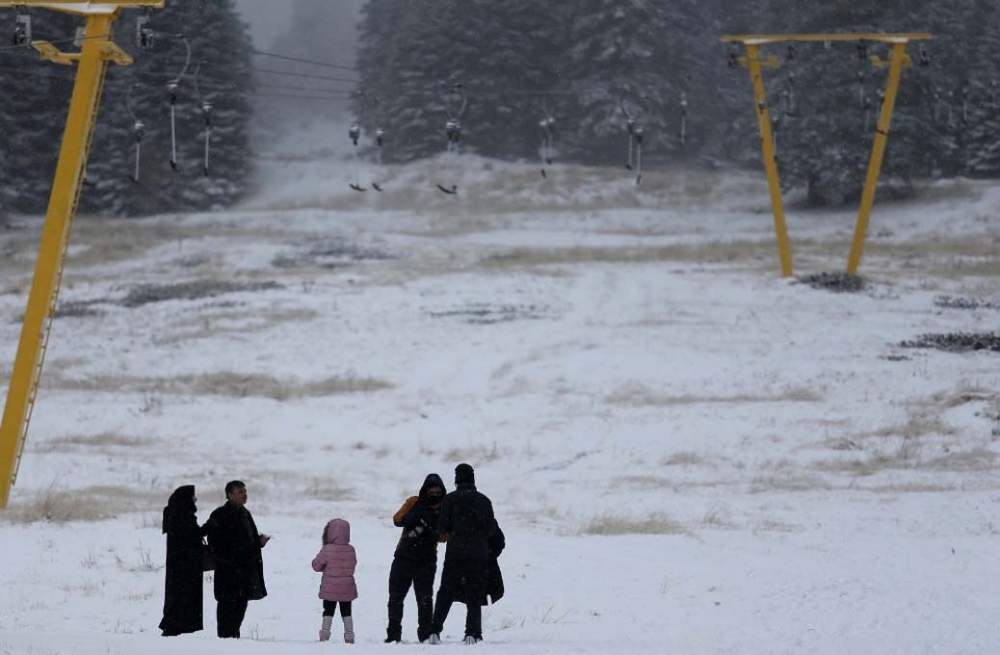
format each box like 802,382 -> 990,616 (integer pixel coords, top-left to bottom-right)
0,118 -> 999,654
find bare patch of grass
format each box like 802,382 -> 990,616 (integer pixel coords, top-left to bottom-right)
605,382 -> 821,407
616,475 -> 672,489
156,307 -> 321,345
482,241 -> 777,269
64,220 -> 196,268
701,506 -> 735,529
59,580 -> 104,597
927,258 -> 1000,279
444,442 -> 504,463
661,451 -> 708,467
304,480 -> 355,502
923,448 -> 999,472
753,518 -> 800,533
813,436 -> 923,477
925,384 -> 998,411
116,542 -> 161,573
80,550 -> 99,569
811,440 -> 999,477
749,472 -> 832,493
121,279 -> 283,308
861,414 -> 956,440
1,282 -> 25,296
31,431 -> 149,453
862,483 -> 952,493
43,370 -> 392,400
2,484 -> 165,525
122,589 -> 155,602
580,512 -> 689,536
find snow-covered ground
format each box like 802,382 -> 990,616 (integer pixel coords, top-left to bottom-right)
1,119 -> 999,654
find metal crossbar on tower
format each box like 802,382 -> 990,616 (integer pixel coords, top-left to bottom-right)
0,0 -> 166,509
721,33 -> 933,277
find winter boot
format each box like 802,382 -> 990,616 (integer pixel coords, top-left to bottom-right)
343,616 -> 355,644
427,633 -> 441,645
319,615 -> 333,642
463,635 -> 481,645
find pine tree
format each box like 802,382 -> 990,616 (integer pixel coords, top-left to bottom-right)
558,0 -> 678,165
81,0 -> 255,216
947,0 -> 1000,177
1,9 -> 76,214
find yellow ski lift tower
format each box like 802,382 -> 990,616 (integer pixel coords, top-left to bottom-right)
0,0 -> 165,508
721,33 -> 932,277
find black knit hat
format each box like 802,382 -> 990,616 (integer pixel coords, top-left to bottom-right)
455,463 -> 475,485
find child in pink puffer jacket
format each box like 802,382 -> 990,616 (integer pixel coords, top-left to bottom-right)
312,518 -> 358,643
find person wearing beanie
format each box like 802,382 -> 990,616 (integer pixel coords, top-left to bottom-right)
385,473 -> 448,643
427,463 -> 498,645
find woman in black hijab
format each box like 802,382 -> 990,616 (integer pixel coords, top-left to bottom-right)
159,485 -> 206,636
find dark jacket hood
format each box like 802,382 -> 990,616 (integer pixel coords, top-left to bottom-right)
419,473 -> 447,503
162,485 -> 196,534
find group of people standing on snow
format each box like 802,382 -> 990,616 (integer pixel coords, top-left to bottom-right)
158,463 -> 505,645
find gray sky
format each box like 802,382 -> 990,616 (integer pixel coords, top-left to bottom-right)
231,0 -> 363,58
231,0 -> 296,50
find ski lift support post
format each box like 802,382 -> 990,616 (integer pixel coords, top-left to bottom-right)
721,33 -> 932,277
0,0 -> 166,510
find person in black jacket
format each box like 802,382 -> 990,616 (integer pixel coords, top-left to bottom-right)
159,485 -> 207,636
385,473 -> 447,643
428,463 -> 496,645
203,480 -> 270,639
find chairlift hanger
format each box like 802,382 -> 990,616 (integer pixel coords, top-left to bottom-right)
192,61 -> 213,176
165,33 -> 191,171
436,83 -> 466,195
539,96 -> 556,178
619,96 -> 643,185
125,82 -> 145,184
12,10 -> 31,47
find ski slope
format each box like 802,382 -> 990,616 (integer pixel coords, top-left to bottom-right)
0,118 -> 998,654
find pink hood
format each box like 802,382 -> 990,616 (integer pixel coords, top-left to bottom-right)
324,518 -> 351,545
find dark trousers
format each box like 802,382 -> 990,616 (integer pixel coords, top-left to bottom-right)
323,600 -> 352,617
386,557 -> 436,641
431,559 -> 487,640
217,598 -> 248,638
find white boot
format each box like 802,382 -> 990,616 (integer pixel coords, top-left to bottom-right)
463,635 -> 480,645
319,615 -> 333,642
428,634 -> 441,645
343,616 -> 355,644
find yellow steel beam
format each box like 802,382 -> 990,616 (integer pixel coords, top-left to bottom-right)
0,12 -> 130,508
32,41 -> 82,65
847,42 -> 909,274
745,43 -> 793,277
722,33 -> 932,45
0,1 -> 162,15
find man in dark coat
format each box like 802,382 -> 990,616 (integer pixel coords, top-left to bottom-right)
428,463 -> 497,645
204,480 -> 270,639
159,485 -> 206,636
386,473 -> 448,643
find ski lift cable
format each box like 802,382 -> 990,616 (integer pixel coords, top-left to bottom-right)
0,63 -> 356,104
250,48 -> 358,74
0,30 -> 114,52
